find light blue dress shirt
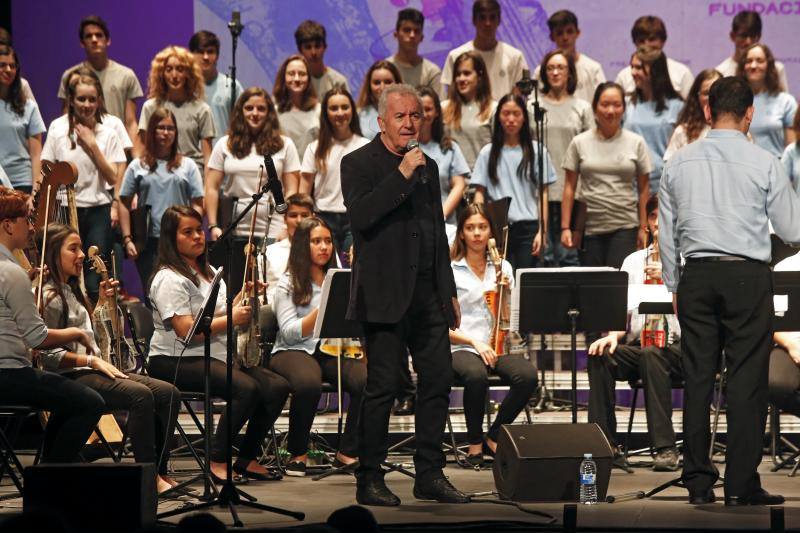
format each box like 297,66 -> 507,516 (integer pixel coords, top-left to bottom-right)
120,157 -> 204,237
450,257 -> 514,355
272,272 -> 322,355
205,72 -> 243,146
751,92 -> 797,157
659,129 -> 800,292
358,106 -> 381,141
0,99 -> 46,188
470,143 -> 556,223
623,97 -> 682,193
421,140 -> 470,223
782,143 -> 800,191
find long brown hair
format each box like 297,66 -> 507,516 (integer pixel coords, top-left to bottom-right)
357,60 -> 402,110
443,51 -> 493,130
141,107 -> 182,171
66,72 -> 105,149
676,69 -> 722,143
0,45 -> 25,116
315,84 -> 361,174
629,46 -> 681,113
152,205 -> 213,287
273,54 -> 318,113
417,86 -> 452,152
450,203 -> 495,261
227,87 -> 284,159
38,223 -> 93,326
287,217 -> 337,306
737,43 -> 782,96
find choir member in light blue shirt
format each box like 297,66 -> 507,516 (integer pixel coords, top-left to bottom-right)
269,217 -> 366,474
0,44 -> 46,191
738,43 -> 798,157
623,46 -> 682,193
189,30 -> 244,146
472,94 -> 556,270
448,204 -> 537,466
418,87 -> 469,223
357,60 -> 402,141
119,108 -> 205,295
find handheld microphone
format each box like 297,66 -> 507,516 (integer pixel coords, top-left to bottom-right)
404,139 -> 427,184
263,154 -> 288,214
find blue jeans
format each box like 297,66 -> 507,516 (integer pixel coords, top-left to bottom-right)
77,204 -> 113,299
543,201 -> 579,267
507,220 -> 540,270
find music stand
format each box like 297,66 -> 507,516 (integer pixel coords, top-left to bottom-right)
157,268 -> 224,510
511,268 -> 628,423
310,270 -> 415,481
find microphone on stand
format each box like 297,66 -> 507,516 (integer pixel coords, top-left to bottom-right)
404,139 -> 427,184
263,154 -> 288,214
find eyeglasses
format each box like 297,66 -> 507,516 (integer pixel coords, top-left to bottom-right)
546,65 -> 567,72
156,125 -> 177,132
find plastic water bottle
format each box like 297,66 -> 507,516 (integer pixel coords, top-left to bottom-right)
579,453 -> 598,505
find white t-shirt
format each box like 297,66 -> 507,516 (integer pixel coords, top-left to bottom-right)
616,57 -> 694,99
48,114 -> 133,151
265,238 -> 290,304
442,40 -> 529,101
208,135 -> 301,239
301,134 -> 370,212
149,267 -> 228,361
41,121 -> 126,207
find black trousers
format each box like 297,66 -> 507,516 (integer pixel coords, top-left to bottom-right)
580,227 -> 638,269
358,276 -> 453,482
269,349 -> 366,458
452,350 -> 537,444
69,371 -> 179,474
507,220 -> 540,270
768,347 -> 800,417
587,343 -> 682,450
0,367 -> 105,462
77,204 -> 113,300
148,356 -> 290,463
134,237 -> 159,305
678,261 -> 773,498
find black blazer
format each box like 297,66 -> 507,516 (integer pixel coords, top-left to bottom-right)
341,135 -> 457,325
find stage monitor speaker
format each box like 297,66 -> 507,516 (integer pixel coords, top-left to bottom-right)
23,463 -> 156,533
492,423 -> 613,502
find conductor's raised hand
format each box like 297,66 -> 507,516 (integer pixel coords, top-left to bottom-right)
398,147 -> 425,180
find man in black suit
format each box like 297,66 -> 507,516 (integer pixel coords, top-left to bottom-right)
342,84 -> 467,506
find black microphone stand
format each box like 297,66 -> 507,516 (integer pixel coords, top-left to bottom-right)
228,11 -> 243,113
206,179 -> 304,526
517,76 -> 559,413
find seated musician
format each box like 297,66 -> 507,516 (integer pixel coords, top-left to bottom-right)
769,251 -> 800,417
587,195 -> 683,471
0,187 -> 105,463
38,222 -> 180,494
147,205 -> 290,482
448,204 -> 537,467
264,193 -> 314,305
268,217 -> 366,477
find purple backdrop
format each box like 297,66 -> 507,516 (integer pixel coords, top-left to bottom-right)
12,0 -> 194,125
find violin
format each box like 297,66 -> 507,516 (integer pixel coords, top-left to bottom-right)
236,166 -> 265,368
484,232 -> 511,356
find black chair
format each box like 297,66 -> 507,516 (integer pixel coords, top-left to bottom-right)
769,404 -> 800,476
0,405 -> 38,499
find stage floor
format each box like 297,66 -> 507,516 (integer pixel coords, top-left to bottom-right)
4,457 -> 800,531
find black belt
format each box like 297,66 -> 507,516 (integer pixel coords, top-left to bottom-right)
686,255 -> 763,264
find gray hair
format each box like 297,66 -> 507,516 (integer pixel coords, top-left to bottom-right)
378,83 -> 423,119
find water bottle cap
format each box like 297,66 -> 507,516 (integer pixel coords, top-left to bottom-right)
584,453 -> 592,458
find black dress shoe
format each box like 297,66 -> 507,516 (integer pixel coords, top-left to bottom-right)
688,489 -> 716,505
233,463 -> 282,481
393,398 -> 415,416
725,489 -> 784,506
413,476 -> 470,504
482,440 -> 496,458
356,478 -> 401,507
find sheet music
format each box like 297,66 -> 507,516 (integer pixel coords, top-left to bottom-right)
510,267 -> 616,330
314,268 -> 347,338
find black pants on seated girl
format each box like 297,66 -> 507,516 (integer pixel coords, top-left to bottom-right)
269,349 -> 367,458
148,356 -> 290,463
452,351 -> 538,445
